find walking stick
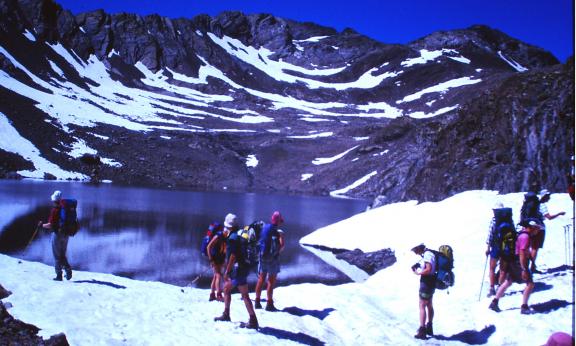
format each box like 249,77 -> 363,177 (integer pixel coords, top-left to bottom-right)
190,266 -> 212,285
24,223 -> 42,250
478,254 -> 488,302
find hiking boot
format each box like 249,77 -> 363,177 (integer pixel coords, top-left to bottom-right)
414,327 -> 427,340
265,302 -> 278,312
65,269 -> 72,280
214,312 -> 231,322
487,287 -> 496,298
240,315 -> 259,329
53,275 -> 63,281
425,322 -> 433,336
254,300 -> 262,309
520,304 -> 534,315
488,299 -> 501,312
209,292 -> 217,302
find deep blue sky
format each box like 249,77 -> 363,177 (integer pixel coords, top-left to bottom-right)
56,0 -> 574,62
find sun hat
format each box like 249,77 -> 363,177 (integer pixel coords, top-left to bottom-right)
50,190 -> 62,202
224,213 -> 237,228
271,211 -> 284,225
411,244 -> 426,253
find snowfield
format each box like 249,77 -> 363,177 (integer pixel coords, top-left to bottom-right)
1,190 -> 574,345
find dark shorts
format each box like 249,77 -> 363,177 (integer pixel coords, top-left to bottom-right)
531,229 -> 545,249
258,256 -> 280,275
211,253 -> 226,265
506,261 -> 533,284
230,265 -> 250,287
419,275 -> 436,300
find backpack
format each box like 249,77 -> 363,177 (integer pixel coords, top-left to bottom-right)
236,225 -> 260,267
491,207 -> 516,256
259,223 -> 281,259
520,192 -> 542,223
430,245 -> 455,290
200,222 -> 223,257
59,199 -> 79,236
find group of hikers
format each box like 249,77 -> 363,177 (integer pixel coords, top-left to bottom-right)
410,188 -> 567,340
37,186 -> 570,338
202,211 -> 286,329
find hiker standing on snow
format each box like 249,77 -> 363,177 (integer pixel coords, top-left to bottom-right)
254,211 -> 285,312
485,203 -> 515,297
411,244 -> 436,340
214,213 -> 259,329
530,189 -> 566,273
38,190 -> 72,281
206,222 -> 226,302
489,219 -> 542,315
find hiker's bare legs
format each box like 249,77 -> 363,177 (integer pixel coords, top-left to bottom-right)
266,273 -> 277,303
522,282 -> 534,306
418,298 -> 432,327
223,278 -> 232,311
238,284 -> 256,316
211,263 -> 222,295
494,278 -> 512,300
530,248 -> 539,270
489,257 -> 498,288
255,273 -> 266,302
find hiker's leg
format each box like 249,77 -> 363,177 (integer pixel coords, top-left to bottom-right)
495,277 -> 511,299
489,257 -> 497,288
238,284 -> 256,316
266,273 -> 277,302
255,272 -> 266,302
418,298 -> 427,327
426,297 -> 434,324
60,235 -> 70,272
223,278 -> 233,311
530,248 -> 538,269
215,264 -> 223,295
51,233 -> 64,275
522,282 -> 534,306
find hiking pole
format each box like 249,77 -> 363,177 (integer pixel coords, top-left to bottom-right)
190,266 -> 212,286
478,254 -> 488,302
565,224 -> 570,266
24,223 -> 42,251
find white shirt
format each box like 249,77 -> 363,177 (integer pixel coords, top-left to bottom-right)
418,250 -> 436,274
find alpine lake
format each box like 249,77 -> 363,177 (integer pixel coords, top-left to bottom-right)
0,179 -> 368,288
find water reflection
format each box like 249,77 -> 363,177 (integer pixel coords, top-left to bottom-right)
0,180 -> 368,287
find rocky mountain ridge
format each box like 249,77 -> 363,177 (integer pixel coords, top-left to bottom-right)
0,0 -> 573,202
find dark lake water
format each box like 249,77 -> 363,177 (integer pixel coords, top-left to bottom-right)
0,180 -> 368,288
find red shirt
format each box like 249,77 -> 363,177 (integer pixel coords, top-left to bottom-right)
48,206 -> 60,229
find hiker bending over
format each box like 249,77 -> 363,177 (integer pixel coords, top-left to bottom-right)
411,244 -> 436,340
38,190 -> 72,281
531,189 -> 566,272
489,219 -> 542,315
206,222 -> 226,302
254,211 -> 285,312
214,214 -> 259,329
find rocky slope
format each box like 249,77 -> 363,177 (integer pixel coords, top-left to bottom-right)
0,0 -> 573,202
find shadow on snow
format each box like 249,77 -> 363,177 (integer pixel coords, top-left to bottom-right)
74,279 -> 127,289
281,306 -> 335,320
259,327 -> 324,346
433,325 -> 496,345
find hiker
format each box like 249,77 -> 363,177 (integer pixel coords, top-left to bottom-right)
485,203 -> 516,296
531,189 -> 566,272
254,211 -> 285,312
214,213 -> 259,329
38,190 -> 72,281
411,244 -> 436,339
206,222 -> 226,302
489,219 -> 542,315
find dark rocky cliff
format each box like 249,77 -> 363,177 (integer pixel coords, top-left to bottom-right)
0,0 -> 573,202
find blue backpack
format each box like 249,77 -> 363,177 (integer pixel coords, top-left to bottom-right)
259,224 -> 281,259
59,199 -> 79,236
430,245 -> 455,290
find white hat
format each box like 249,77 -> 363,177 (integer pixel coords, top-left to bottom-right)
224,213 -> 237,228
51,190 -> 62,202
539,189 -> 551,198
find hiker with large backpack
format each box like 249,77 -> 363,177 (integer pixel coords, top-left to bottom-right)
37,190 -> 77,281
529,189 -> 566,273
411,244 -> 437,340
485,203 -> 515,297
489,219 -> 542,315
254,211 -> 285,312
204,222 -> 225,302
214,213 -> 259,329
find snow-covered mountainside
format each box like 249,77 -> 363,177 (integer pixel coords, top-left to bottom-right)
0,0 -> 573,201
